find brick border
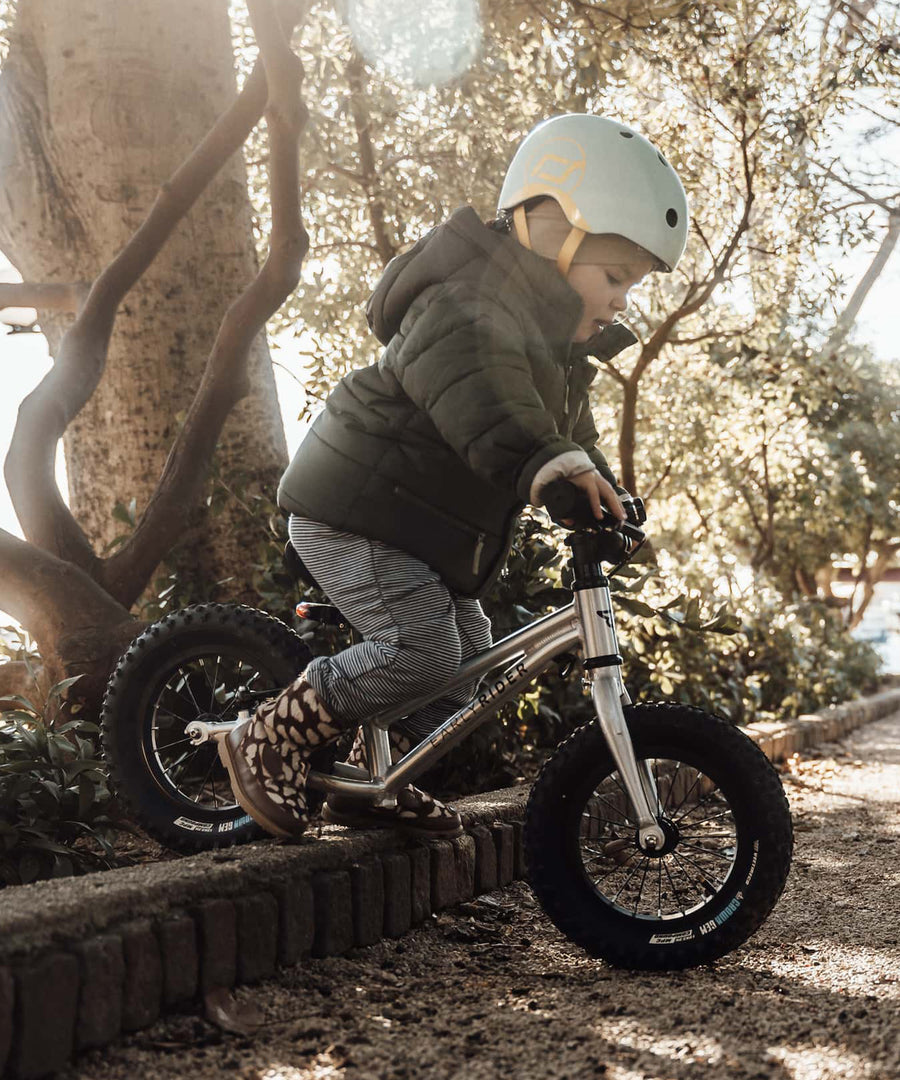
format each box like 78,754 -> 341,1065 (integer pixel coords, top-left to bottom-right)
1,687 -> 898,1077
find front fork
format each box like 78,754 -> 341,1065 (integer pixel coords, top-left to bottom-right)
574,583 -> 665,852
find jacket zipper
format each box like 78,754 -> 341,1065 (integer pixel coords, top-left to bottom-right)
563,357 -> 576,438
472,533 -> 486,576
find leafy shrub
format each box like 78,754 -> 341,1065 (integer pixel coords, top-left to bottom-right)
618,593 -> 881,725
0,677 -> 118,886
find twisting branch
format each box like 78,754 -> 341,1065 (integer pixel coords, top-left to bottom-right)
345,52 -> 396,266
4,59 -> 268,572
827,212 -> 900,351
3,0 -> 308,600
100,0 -> 310,606
0,282 -> 88,314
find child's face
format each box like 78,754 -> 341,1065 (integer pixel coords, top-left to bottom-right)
567,251 -> 655,343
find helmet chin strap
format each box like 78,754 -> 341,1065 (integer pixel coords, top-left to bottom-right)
556,225 -> 586,277
513,204 -> 586,277
513,204 -> 532,249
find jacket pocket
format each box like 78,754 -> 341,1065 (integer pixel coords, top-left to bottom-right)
392,483 -> 489,575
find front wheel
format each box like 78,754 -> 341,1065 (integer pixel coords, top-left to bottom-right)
525,703 -> 793,970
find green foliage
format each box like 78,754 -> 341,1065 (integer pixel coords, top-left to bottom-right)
619,594 -> 881,726
0,622 -> 40,669
0,678 -> 118,886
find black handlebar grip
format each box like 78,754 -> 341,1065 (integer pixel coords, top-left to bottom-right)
542,479 -> 647,543
542,479 -> 621,530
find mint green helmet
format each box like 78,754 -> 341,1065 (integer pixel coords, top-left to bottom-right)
498,113 -> 689,273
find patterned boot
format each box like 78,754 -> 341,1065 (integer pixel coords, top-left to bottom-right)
322,727 -> 463,839
217,673 -> 342,839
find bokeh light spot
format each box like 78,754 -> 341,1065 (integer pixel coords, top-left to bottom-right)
347,0 -> 481,87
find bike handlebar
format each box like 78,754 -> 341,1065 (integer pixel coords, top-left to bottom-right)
542,479 -> 646,543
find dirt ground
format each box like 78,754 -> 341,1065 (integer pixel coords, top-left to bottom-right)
62,712 -> 900,1080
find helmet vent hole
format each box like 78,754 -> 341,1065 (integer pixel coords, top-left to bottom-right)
658,152 -> 668,166
666,208 -> 679,228
619,130 -> 634,138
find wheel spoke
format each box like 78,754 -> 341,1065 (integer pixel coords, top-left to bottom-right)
153,704 -> 192,727
580,815 -> 632,840
678,840 -> 734,862
192,749 -> 219,805
610,854 -> 648,904
162,745 -> 202,783
667,768 -> 703,819
657,858 -> 663,918
161,678 -> 202,721
582,848 -> 641,886
673,790 -> 727,826
632,859 -> 651,916
179,670 -> 205,716
662,858 -> 689,917
679,810 -> 735,833
152,735 -> 193,752
673,847 -> 727,892
586,789 -> 632,825
660,760 -> 684,814
670,849 -> 717,899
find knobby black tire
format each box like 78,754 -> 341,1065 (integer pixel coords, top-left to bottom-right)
525,703 -> 793,970
101,603 -> 310,853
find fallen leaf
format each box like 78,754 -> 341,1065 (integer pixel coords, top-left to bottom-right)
204,986 -> 265,1036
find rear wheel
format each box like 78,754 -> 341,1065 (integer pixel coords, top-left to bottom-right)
101,603 -> 311,853
525,703 -> 793,969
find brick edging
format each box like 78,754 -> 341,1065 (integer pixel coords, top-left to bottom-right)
742,686 -> 900,763
1,689 -> 898,1077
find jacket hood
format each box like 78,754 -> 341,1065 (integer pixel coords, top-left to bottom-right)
366,207 -> 638,362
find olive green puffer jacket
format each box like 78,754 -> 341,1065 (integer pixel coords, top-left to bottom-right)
277,207 -> 636,597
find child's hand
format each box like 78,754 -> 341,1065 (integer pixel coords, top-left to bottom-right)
566,470 -> 626,525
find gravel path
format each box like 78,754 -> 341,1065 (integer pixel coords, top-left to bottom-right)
63,712 -> 900,1080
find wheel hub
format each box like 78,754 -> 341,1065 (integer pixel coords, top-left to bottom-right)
635,816 -> 680,858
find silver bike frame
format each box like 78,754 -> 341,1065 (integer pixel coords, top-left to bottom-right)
302,581 -> 666,851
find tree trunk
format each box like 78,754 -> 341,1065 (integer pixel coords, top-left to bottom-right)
0,0 -> 287,607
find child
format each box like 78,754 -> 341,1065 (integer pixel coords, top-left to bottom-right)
218,113 -> 689,840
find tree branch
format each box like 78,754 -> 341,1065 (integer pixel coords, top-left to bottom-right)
643,457 -> 676,501
0,281 -> 88,314
0,527 -> 131,645
847,537 -> 900,629
346,53 -> 396,266
100,0 -> 310,606
824,211 -> 900,355
813,160 -> 900,213
3,59 -> 269,572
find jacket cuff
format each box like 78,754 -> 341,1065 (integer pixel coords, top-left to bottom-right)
516,439 -> 582,503
528,449 -> 595,505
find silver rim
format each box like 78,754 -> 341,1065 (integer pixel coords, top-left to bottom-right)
148,653 -> 270,811
579,757 -> 739,920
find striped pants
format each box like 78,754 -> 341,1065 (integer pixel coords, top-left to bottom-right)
288,516 -> 493,739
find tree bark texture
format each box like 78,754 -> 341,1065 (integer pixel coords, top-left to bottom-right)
0,0 -> 288,605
